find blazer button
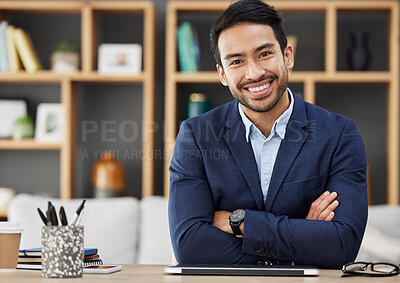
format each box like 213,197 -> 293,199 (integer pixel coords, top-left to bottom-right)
254,246 -> 264,254
263,248 -> 270,255
269,249 -> 277,257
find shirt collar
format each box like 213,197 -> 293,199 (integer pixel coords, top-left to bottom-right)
238,88 -> 295,142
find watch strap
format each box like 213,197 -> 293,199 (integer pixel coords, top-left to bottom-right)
230,221 -> 242,235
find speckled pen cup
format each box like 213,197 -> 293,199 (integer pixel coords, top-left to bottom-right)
41,226 -> 84,278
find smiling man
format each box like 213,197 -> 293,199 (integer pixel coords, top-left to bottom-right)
168,0 -> 368,268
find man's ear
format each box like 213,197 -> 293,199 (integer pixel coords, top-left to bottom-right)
284,44 -> 294,70
217,64 -> 228,86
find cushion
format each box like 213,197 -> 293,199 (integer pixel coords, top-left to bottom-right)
136,196 -> 173,264
356,205 -> 400,264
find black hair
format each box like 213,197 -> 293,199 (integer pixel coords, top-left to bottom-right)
210,0 -> 287,67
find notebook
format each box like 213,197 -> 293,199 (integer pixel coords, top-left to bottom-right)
165,264 -> 320,276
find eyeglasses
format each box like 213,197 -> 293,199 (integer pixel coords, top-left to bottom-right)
342,262 -> 400,277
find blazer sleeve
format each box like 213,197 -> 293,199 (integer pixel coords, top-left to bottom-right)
168,120 -> 263,264
242,119 -> 368,268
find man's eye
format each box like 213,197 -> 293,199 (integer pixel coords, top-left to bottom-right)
260,52 -> 271,58
230,60 -> 242,66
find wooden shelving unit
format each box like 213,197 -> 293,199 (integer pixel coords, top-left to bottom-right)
164,1 -> 399,204
0,1 -> 155,218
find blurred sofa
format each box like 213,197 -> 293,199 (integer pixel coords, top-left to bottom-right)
356,205 -> 400,264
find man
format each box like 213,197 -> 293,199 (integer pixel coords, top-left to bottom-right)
169,0 -> 367,269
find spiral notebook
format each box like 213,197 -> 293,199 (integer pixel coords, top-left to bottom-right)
165,264 -> 320,276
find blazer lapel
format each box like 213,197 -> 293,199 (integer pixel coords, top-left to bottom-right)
264,95 -> 309,212
223,101 -> 265,211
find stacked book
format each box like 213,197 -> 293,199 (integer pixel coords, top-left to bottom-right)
0,20 -> 42,73
17,247 -> 103,270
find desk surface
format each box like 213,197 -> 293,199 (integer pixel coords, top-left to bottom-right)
1,265 -> 399,282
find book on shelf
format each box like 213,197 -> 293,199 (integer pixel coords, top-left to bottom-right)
177,21 -> 199,72
0,21 -> 9,72
13,27 -> 42,73
6,25 -> 22,72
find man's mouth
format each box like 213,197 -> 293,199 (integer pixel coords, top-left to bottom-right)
247,82 -> 271,93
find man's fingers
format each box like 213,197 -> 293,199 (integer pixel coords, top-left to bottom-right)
306,191 -> 329,219
317,200 -> 339,220
306,191 -> 338,220
324,211 -> 335,222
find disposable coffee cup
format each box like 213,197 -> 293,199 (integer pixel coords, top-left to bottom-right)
0,222 -> 22,271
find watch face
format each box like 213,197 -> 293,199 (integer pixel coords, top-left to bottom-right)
230,209 -> 245,222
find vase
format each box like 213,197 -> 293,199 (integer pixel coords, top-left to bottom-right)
186,93 -> 211,119
51,52 -> 79,73
92,151 -> 125,198
348,31 -> 370,71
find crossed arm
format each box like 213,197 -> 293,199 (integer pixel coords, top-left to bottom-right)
213,191 -> 339,235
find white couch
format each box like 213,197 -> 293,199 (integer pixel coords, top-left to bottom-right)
7,194 -> 173,265
356,205 -> 400,264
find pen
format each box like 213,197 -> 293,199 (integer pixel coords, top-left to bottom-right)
49,203 -> 59,226
59,206 -> 68,226
37,208 -> 47,226
71,200 -> 86,226
46,208 -> 52,226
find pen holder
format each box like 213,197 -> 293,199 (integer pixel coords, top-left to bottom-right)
41,226 -> 84,278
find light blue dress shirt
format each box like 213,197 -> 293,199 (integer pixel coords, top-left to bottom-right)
238,89 -> 294,202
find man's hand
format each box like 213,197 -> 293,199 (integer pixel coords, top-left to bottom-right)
212,191 -> 338,235
212,211 -> 244,235
306,191 -> 339,221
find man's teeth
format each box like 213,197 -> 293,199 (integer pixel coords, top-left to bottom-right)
247,83 -> 270,93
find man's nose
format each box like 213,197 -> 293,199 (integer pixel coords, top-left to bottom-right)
245,60 -> 265,80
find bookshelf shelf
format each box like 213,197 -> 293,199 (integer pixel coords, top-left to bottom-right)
0,139 -> 61,150
173,71 -> 393,84
164,1 -> 399,204
0,1 -> 156,210
0,71 -> 148,83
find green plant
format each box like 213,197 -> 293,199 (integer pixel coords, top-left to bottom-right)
53,41 -> 77,53
14,115 -> 33,123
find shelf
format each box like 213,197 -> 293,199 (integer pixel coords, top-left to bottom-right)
0,1 -> 156,203
0,139 -> 61,150
173,71 -> 393,83
0,71 -> 147,83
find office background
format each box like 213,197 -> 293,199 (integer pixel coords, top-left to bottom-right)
0,0 -> 396,206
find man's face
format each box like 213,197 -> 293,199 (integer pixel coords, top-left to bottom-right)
217,23 -> 294,113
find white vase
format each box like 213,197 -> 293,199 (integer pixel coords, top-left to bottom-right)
51,52 -> 79,73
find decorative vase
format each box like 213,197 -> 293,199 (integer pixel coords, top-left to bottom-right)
92,151 -> 125,198
348,31 -> 370,71
51,51 -> 79,73
187,93 -> 211,119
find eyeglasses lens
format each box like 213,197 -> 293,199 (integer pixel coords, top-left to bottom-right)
346,263 -> 368,272
373,264 -> 396,273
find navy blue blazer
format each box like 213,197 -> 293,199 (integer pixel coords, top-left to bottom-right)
169,94 -> 368,268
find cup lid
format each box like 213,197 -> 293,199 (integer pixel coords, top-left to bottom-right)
0,222 -> 22,233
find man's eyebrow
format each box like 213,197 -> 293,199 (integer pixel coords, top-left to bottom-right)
223,42 -> 276,61
255,42 -> 275,52
224,52 -> 244,61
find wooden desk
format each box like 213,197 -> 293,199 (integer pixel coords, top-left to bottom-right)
1,265 -> 399,282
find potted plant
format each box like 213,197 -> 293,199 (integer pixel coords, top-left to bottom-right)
12,115 -> 34,140
51,41 -> 79,73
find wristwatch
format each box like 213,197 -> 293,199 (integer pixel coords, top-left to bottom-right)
229,209 -> 245,236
